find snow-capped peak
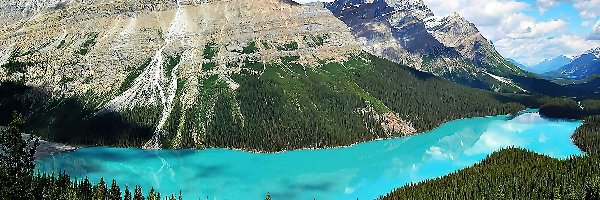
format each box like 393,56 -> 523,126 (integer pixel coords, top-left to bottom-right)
585,47 -> 600,58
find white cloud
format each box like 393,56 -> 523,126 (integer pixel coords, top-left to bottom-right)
297,0 -> 598,63
424,0 -> 528,27
535,0 -> 567,13
500,14 -> 568,39
495,35 -> 600,65
588,20 -> 600,40
425,146 -> 454,160
573,0 -> 600,19
425,0 -> 599,64
581,20 -> 592,27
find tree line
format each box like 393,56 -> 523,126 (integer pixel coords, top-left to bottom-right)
381,110 -> 600,199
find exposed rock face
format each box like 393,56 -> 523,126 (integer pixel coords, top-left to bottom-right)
1,0 -> 359,95
326,0 -> 529,92
0,0 -> 369,149
427,13 -> 525,77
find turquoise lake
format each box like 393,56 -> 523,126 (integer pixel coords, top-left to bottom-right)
36,110 -> 584,200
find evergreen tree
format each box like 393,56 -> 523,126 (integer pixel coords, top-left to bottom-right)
79,177 -> 93,200
94,177 -> 108,200
134,185 -> 144,200
265,192 -> 272,200
109,179 -> 122,200
147,187 -> 157,200
0,112 -> 38,199
124,185 -> 132,200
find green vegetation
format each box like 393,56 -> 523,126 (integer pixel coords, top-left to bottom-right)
261,41 -> 271,50
57,40 -> 67,49
190,54 -> 524,151
77,33 -> 98,55
202,42 -> 218,71
573,115 -> 600,154
119,58 -> 152,93
163,55 -> 181,77
0,82 -> 156,147
278,41 -> 299,51
1,51 -> 35,76
241,41 -> 258,54
1,60 -> 31,76
538,98 -> 583,119
304,34 -> 328,47
535,97 -> 600,120
0,112 -> 38,199
381,111 -> 600,199
2,52 -> 526,150
0,112 -> 182,199
203,42 -> 218,60
381,148 -> 600,199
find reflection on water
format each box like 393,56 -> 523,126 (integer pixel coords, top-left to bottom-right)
36,111 -> 583,200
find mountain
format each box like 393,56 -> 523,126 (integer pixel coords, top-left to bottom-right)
525,56 -> 573,74
507,58 -> 528,70
325,0 -> 530,93
544,48 -> 600,80
0,0 -> 524,151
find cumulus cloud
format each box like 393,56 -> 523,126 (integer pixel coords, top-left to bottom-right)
424,0 -> 528,27
500,14 -> 568,39
425,0 -> 599,64
495,35 -> 600,64
573,0 -> 600,19
589,20 -> 600,40
535,0 -> 568,13
295,0 -> 596,63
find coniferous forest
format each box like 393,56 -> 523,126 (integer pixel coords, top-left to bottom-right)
381,113 -> 600,200
0,54 -> 526,151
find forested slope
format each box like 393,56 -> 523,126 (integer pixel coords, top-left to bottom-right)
1,53 -> 524,151
381,112 -> 600,199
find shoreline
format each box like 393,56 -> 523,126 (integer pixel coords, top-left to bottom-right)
27,134 -> 80,159
38,110 -> 528,156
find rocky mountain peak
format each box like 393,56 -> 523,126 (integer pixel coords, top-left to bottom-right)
585,47 -> 600,58
383,0 -> 434,20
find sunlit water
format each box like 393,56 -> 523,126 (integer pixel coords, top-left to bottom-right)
36,110 -> 583,199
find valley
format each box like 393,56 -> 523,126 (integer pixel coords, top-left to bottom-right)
0,0 -> 599,199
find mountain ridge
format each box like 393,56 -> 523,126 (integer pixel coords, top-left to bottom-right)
0,0 -> 529,151
325,0 -> 531,93
543,47 -> 600,80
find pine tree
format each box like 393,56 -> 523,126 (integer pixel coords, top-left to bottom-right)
109,179 -> 122,200
0,112 -> 39,199
80,177 -> 93,200
265,192 -> 272,200
147,187 -> 157,200
124,185 -> 132,200
134,185 -> 144,200
94,177 -> 108,200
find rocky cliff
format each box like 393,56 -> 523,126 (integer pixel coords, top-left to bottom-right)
326,0 -> 529,92
0,0 -> 526,151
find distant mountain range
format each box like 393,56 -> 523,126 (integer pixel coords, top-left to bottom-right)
543,48 -> 600,80
516,56 -> 573,74
507,58 -> 528,70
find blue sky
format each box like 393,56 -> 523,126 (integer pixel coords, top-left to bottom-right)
294,0 -> 600,66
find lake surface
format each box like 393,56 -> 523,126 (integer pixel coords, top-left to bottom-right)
36,110 -> 583,200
